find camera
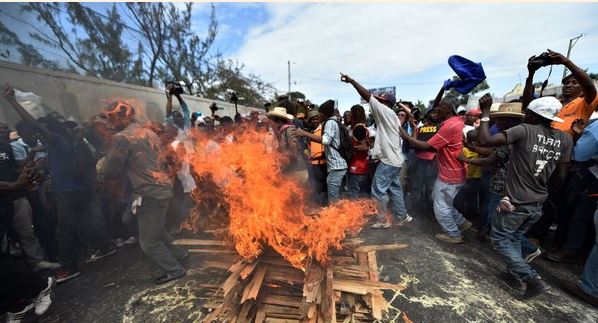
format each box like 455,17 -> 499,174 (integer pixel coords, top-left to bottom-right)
165,80 -> 185,95
529,52 -> 553,69
209,102 -> 220,112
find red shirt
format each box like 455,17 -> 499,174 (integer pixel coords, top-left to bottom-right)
350,125 -> 369,174
427,116 -> 466,184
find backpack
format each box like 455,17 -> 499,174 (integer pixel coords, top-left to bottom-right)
322,119 -> 354,165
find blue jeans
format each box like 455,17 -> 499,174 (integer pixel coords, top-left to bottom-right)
483,192 -> 502,233
348,173 -> 368,199
432,179 -> 466,237
371,162 -> 408,222
327,169 -> 347,204
408,158 -> 437,204
490,203 -> 542,281
580,204 -> 598,297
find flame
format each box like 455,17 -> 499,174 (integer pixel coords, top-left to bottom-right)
185,127 -> 376,269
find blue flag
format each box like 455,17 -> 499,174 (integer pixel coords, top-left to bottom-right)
443,55 -> 486,94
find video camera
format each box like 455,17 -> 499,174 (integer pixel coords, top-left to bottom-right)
165,80 -> 185,95
529,52 -> 553,69
209,102 -> 220,113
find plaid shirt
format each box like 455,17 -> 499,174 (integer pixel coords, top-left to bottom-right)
322,118 -> 347,171
490,145 -> 510,194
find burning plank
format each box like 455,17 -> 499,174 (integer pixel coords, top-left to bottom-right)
200,242 -> 409,322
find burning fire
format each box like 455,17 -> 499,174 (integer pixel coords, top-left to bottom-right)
185,126 -> 376,270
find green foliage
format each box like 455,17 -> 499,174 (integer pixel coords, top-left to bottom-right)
446,76 -> 489,105
414,100 -> 426,113
1,3 -> 274,104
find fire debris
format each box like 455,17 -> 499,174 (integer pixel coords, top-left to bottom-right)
174,238 -> 410,322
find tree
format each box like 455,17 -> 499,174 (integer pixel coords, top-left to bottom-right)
446,76 -> 489,106
3,3 -> 275,104
0,20 -> 60,70
160,3 -> 218,96
125,2 -> 170,87
22,3 -> 143,84
590,73 -> 598,81
287,91 -> 306,101
204,59 -> 275,107
414,100 -> 426,113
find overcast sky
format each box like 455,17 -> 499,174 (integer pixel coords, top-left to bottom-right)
2,2 -> 598,110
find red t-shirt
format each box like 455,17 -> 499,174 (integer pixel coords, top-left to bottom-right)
427,116 -> 467,184
350,125 -> 369,174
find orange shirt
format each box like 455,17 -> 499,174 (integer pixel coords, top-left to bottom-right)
309,125 -> 325,165
552,96 -> 598,135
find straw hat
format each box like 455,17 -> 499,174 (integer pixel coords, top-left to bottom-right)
490,102 -> 524,119
266,107 -> 294,120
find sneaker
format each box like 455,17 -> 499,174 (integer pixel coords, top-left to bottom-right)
55,269 -> 81,283
500,272 -> 525,293
524,248 -> 542,264
546,250 -> 580,263
524,276 -> 550,299
458,221 -> 473,232
34,260 -> 61,271
435,233 -> 463,244
5,303 -> 34,323
370,221 -> 391,229
114,238 -> 125,248
122,236 -> 136,246
394,214 -> 413,226
86,247 -> 117,263
153,271 -> 186,285
562,281 -> 598,306
34,277 -> 56,315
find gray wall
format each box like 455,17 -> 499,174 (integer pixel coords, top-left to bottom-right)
0,61 -> 256,126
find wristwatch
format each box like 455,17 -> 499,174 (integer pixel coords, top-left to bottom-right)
480,116 -> 490,122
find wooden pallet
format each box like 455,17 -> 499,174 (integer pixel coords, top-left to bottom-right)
174,238 -> 408,322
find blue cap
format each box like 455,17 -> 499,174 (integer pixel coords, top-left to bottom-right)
374,92 -> 396,106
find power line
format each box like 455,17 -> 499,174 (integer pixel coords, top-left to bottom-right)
296,74 -> 440,87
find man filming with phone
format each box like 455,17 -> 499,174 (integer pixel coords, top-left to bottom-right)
522,49 -> 597,137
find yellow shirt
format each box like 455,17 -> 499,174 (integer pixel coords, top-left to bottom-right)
463,147 -> 481,179
553,96 -> 598,135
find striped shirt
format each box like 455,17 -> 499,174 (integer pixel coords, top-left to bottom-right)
322,118 -> 347,171
428,115 -> 466,184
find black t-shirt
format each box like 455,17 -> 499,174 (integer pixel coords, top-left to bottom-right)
415,122 -> 439,151
0,141 -> 23,201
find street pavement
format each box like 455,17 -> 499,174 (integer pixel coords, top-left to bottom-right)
35,198 -> 598,323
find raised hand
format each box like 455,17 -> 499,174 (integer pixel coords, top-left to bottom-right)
2,84 -> 16,101
479,93 -> 493,114
340,73 -> 353,83
546,49 -> 569,65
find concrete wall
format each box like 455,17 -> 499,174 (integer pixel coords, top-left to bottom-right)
0,61 -> 256,126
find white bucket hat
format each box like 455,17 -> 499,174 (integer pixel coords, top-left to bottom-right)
266,107 -> 294,120
527,97 -> 564,123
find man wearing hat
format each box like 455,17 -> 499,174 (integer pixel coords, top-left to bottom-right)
340,73 -> 410,229
523,49 -> 597,137
266,107 -> 303,173
476,94 -> 573,299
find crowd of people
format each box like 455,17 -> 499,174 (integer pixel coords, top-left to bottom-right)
1,49 -> 598,321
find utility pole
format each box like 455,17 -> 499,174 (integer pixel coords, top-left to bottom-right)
562,34 -> 584,80
287,60 -> 291,96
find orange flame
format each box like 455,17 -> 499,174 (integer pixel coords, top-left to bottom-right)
186,127 -> 376,269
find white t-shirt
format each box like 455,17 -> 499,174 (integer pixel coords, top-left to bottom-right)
368,96 -> 404,167
463,125 -> 475,139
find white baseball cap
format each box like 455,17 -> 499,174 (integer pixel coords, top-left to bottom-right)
527,97 -> 564,123
456,106 -> 467,115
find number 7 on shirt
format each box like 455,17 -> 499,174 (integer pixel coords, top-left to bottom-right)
534,160 -> 548,176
